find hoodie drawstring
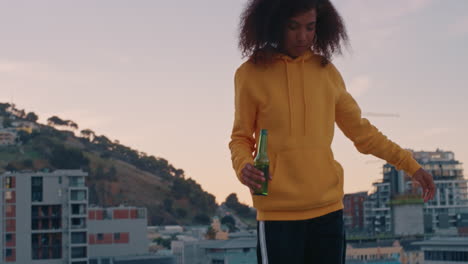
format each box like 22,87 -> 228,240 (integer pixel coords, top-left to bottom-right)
301,59 -> 307,136
283,56 -> 308,136
283,60 -> 294,136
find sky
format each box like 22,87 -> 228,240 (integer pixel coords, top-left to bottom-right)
1,0 -> 467,206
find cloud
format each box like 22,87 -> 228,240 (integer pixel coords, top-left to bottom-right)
348,75 -> 371,97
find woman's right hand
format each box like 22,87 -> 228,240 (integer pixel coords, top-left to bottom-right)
241,163 -> 267,194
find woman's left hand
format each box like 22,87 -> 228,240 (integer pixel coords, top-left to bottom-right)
412,168 -> 436,202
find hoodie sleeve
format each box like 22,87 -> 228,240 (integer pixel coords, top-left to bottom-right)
332,66 -> 421,176
229,67 -> 256,182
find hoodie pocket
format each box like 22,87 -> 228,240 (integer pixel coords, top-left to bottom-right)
254,148 -> 342,211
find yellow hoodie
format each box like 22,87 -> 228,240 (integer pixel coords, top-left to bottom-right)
229,50 -> 421,221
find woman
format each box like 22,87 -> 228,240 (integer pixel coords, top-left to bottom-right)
228,0 -> 436,263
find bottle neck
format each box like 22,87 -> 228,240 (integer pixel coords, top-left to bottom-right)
257,132 -> 268,156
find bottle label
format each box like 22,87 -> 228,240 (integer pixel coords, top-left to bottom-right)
253,164 -> 269,196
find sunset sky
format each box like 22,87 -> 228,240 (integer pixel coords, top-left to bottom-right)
1,0 -> 467,206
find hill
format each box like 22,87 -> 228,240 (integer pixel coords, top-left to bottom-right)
0,102 -> 217,225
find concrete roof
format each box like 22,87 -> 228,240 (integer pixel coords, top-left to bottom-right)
412,237 -> 468,247
199,238 -> 256,249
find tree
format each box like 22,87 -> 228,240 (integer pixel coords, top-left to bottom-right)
163,198 -> 173,213
225,193 -> 255,218
0,103 -> 11,113
154,237 -> 171,249
22,159 -> 34,168
50,145 -> 89,169
47,116 -> 78,130
94,165 -> 105,180
221,215 -> 236,226
92,135 -> 112,146
193,214 -> 211,225
225,193 -> 239,208
25,112 -> 39,122
171,178 -> 192,199
107,166 -> 117,181
221,215 -> 238,233
176,208 -> 188,219
173,168 -> 185,178
205,226 -> 217,240
47,116 -> 67,127
67,120 -> 79,130
5,163 -> 17,172
80,129 -> 95,141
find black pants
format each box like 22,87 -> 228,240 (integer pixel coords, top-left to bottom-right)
256,209 -> 346,264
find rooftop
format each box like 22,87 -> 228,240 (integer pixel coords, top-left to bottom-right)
1,169 -> 88,177
199,238 -> 256,249
348,240 -> 398,249
412,236 -> 468,247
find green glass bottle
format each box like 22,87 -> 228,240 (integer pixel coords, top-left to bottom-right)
253,129 -> 269,196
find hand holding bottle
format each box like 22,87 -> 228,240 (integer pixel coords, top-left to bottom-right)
241,163 -> 268,193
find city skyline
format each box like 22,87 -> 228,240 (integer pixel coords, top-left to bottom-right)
1,0 -> 467,206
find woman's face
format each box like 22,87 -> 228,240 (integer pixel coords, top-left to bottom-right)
281,9 -> 317,58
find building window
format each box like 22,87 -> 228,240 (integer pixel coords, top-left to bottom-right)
5,176 -> 14,188
69,176 -> 85,187
41,206 -> 49,217
52,205 -> 61,217
212,260 -> 225,264
101,259 -> 111,264
103,209 -> 112,219
71,232 -> 87,244
114,233 -> 120,241
6,205 -> 15,217
425,250 -> 468,261
71,190 -> 86,201
31,177 -> 43,202
6,219 -> 16,232
137,208 -> 146,218
97,233 -> 104,241
71,246 -> 87,259
6,248 -> 13,257
6,233 -> 13,242
71,218 -> 86,229
5,191 -> 14,202
58,176 -> 62,184
32,233 -> 62,260
32,205 -> 62,230
72,204 -> 86,215
89,260 -> 98,264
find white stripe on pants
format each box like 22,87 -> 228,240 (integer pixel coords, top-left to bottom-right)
259,221 -> 269,264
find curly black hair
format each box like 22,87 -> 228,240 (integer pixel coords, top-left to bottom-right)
239,0 -> 348,65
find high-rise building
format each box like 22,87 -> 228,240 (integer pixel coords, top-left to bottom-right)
1,170 -> 89,263
343,192 -> 367,232
364,149 -> 468,235
1,170 -> 170,264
